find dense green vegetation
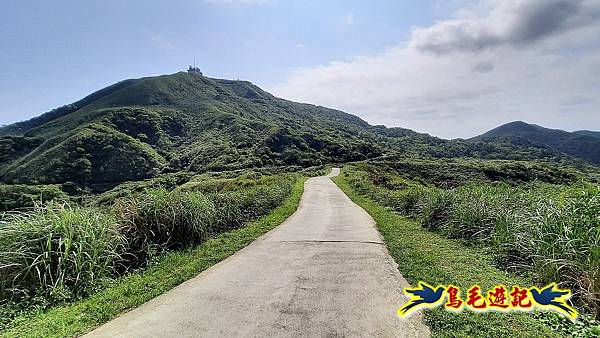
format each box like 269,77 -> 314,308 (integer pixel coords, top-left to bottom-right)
417,183 -> 598,311
0,74 -> 382,185
0,204 -> 125,301
369,156 -> 590,188
334,165 -> 600,337
0,184 -> 68,212
338,161 -> 599,316
0,169 -> 312,334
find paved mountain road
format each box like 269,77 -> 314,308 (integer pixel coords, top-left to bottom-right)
86,168 -> 430,337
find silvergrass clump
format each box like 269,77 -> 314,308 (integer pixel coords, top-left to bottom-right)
418,183 -> 598,313
521,184 -> 600,314
0,173 -> 295,318
0,203 -> 124,301
346,165 -> 600,315
387,187 -> 427,216
115,189 -> 217,263
419,189 -> 454,231
445,184 -> 521,241
114,178 -> 293,269
210,181 -> 292,234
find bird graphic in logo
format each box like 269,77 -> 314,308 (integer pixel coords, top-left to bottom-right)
397,281 -> 445,316
530,283 -> 577,318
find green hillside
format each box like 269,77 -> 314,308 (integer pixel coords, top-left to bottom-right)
473,121 -> 600,164
0,73 -> 380,185
0,72 -> 594,188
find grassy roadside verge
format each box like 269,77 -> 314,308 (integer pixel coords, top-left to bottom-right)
332,171 -> 561,338
1,176 -> 307,338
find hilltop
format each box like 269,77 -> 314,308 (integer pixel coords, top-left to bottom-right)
473,121 -> 600,164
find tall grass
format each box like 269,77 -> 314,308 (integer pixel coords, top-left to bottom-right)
0,203 -> 124,301
0,174 -> 295,308
115,189 -> 216,269
117,179 -> 293,264
210,181 -> 293,234
522,185 -> 600,313
345,165 -> 600,315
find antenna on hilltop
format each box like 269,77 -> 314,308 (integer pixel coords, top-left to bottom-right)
187,59 -> 203,76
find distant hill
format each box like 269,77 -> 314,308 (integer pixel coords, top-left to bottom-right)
473,121 -> 600,164
0,72 -> 591,187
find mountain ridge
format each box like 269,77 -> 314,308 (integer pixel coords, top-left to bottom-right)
0,72 -> 388,185
1,72 -> 596,187
473,120 -> 600,164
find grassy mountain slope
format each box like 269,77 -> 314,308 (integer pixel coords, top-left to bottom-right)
474,121 -> 600,164
0,73 -> 386,185
0,73 -> 594,187
0,79 -> 141,137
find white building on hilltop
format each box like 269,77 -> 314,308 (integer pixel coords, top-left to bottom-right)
187,65 -> 203,75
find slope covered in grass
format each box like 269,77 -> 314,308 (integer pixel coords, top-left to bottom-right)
0,73 -> 383,186
333,166 -> 600,337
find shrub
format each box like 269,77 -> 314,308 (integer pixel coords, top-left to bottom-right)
446,185 -> 517,241
210,179 -> 294,232
210,192 -> 247,234
237,183 -> 293,218
0,203 -> 124,301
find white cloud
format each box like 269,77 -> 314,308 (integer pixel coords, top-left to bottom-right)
271,0 -> 600,138
342,12 -> 355,25
411,0 -> 600,54
150,34 -> 175,50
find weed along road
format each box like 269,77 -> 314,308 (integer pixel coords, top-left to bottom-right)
86,168 -> 430,337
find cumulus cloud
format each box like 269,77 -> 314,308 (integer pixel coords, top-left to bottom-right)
411,0 -> 600,54
271,0 -> 600,138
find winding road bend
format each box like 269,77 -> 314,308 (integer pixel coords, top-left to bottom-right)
86,168 -> 430,337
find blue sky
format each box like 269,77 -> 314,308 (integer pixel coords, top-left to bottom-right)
1,0 -> 599,138
0,1 -> 437,122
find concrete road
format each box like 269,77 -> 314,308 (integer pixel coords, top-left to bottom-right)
86,168 -> 430,337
